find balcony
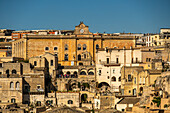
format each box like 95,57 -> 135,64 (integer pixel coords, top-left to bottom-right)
100,61 -> 120,66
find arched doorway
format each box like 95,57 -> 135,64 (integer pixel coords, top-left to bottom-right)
98,82 -> 110,88
81,94 -> 88,103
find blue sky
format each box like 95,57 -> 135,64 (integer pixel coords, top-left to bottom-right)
0,0 -> 170,33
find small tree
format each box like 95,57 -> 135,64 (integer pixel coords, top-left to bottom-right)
152,97 -> 161,107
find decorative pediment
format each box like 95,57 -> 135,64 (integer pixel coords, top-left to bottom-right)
74,21 -> 92,35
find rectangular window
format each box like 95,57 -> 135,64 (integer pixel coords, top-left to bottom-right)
128,74 -> 132,82
0,63 -> 2,67
136,58 -> 138,63
99,70 -> 101,75
134,77 -> 136,84
113,69 -> 115,73
132,58 -> 133,63
51,60 -> 53,66
107,58 -> 109,64
34,61 -> 37,66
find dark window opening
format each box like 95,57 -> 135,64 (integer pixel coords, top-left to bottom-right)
96,44 -> 99,49
107,58 -> 109,64
64,54 -> 68,61
54,47 -> 58,50
51,60 -> 53,66
45,47 -> 49,51
83,44 -> 86,50
34,61 -> 37,66
78,54 -> 81,61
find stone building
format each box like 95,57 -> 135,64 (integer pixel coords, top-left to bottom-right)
12,22 -> 136,66
95,47 -> 143,92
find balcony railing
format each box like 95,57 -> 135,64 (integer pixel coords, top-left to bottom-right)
100,61 -> 120,66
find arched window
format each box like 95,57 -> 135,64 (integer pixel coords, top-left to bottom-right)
65,44 -> 68,50
83,44 -> 86,50
78,54 -> 81,61
6,69 -> 9,74
45,47 -> 49,51
68,100 -> 73,104
16,82 -> 20,90
88,72 -> 94,75
77,44 -> 81,50
10,82 -> 14,89
80,71 -> 86,75
12,69 -> 16,74
111,76 -> 116,81
54,47 -> 58,51
96,44 -> 99,49
64,54 -> 68,61
119,77 -> 121,81
67,71 -> 70,75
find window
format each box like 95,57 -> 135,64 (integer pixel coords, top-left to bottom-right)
132,58 -> 133,63
99,70 -> 101,75
111,76 -> 116,81
134,77 -> 136,84
34,61 -> 37,66
37,85 -> 41,89
84,54 -> 86,59
83,44 -> 86,50
136,58 -> 138,63
45,47 -> 49,51
16,82 -> 19,90
54,53 -> 58,57
54,47 -> 58,51
11,98 -> 16,103
113,69 -> 115,73
65,44 -> 68,50
78,54 -> 81,61
79,62 -> 83,65
80,71 -> 86,75
12,69 -> 16,74
119,77 -> 121,81
6,69 -> 9,74
96,44 -> 99,49
146,58 -> 148,62
51,60 -> 53,66
77,44 -> 81,50
10,82 -> 14,90
64,54 -> 68,61
149,58 -> 151,62
107,58 -> 109,64
88,72 -> 94,75
68,100 -> 73,104
116,58 -> 119,63
128,74 -> 132,82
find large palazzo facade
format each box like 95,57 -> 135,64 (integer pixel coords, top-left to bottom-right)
12,22 -> 136,66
